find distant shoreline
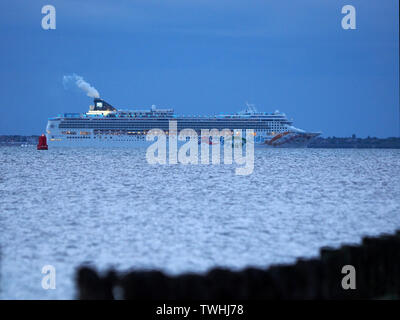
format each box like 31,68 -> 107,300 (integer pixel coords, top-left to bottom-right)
1,135 -> 400,149
308,136 -> 400,149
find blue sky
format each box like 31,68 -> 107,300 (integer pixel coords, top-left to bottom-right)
0,0 -> 398,137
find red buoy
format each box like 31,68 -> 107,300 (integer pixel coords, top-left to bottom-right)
37,134 -> 48,150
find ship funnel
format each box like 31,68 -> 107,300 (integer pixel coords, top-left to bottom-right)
93,98 -> 116,111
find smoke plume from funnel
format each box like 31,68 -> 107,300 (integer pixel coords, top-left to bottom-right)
63,74 -> 100,98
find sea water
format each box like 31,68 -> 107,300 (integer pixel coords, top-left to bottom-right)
0,147 -> 399,299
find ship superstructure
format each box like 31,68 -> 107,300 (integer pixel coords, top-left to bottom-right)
46,99 -> 319,147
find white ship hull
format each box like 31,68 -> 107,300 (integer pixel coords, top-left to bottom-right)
47,132 -> 319,148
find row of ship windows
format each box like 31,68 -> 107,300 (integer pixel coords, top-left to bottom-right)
59,122 -> 288,127
59,126 -> 287,130
59,136 -> 269,143
60,120 -> 289,126
66,136 -> 90,139
62,136 -> 273,142
60,118 -> 287,122
60,129 -> 285,136
65,136 -> 146,140
59,121 -> 285,124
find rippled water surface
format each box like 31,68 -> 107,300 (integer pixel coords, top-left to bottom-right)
0,147 -> 399,299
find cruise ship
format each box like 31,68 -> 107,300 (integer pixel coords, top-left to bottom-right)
46,98 -> 320,148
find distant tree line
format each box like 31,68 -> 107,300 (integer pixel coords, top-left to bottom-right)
308,136 -> 400,149
0,135 -> 39,145
1,135 -> 400,148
